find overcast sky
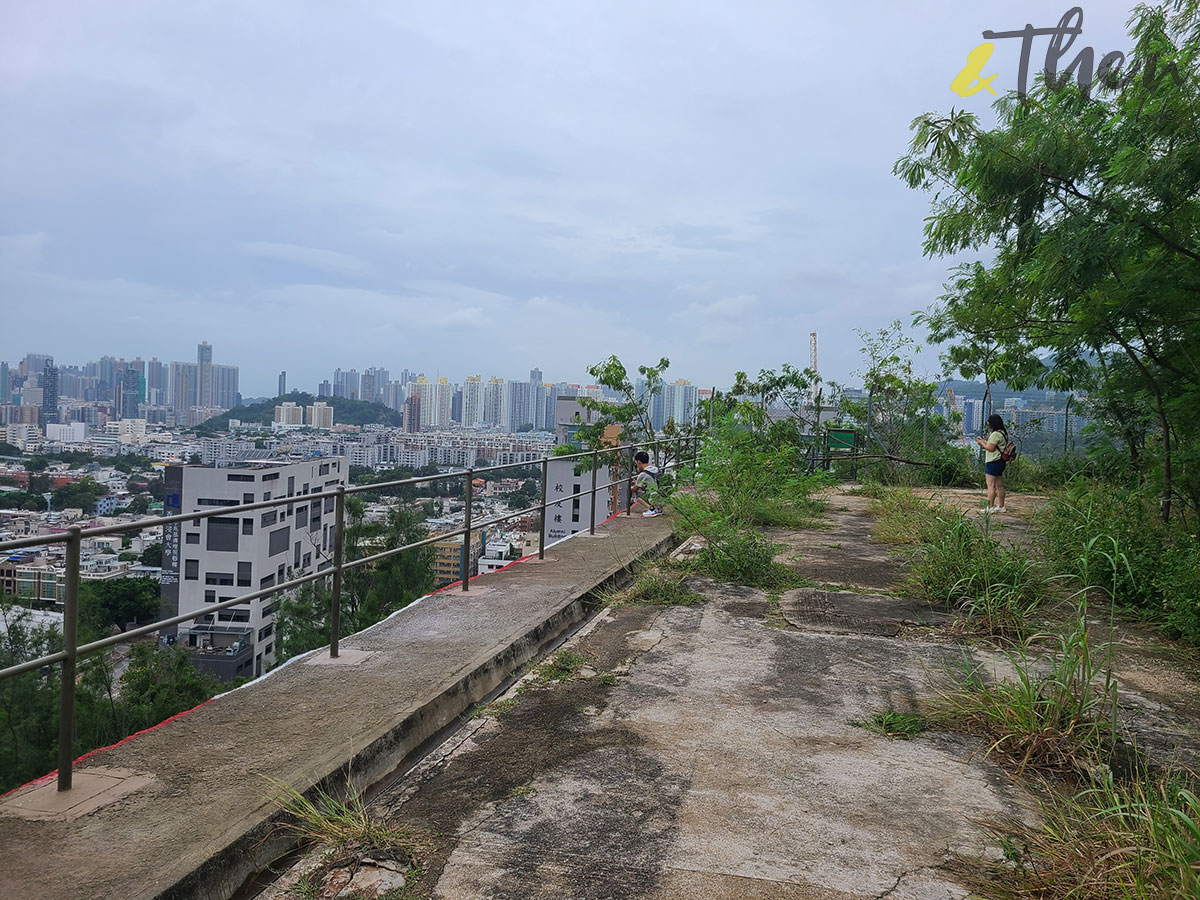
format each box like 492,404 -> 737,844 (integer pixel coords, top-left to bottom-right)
1,1 -> 1133,395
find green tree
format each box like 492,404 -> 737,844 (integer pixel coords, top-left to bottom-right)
274,504 -> 434,663
0,604 -> 62,791
139,543 -> 163,567
79,578 -> 161,634
895,0 -> 1200,520
126,494 -> 151,516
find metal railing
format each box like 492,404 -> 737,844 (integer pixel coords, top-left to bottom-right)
0,436 -> 698,791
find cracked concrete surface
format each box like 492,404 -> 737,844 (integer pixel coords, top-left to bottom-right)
360,492 -> 1051,900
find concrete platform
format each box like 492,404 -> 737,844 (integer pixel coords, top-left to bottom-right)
0,512 -> 676,900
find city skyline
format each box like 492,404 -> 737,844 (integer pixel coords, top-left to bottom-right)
0,4 -> 1134,397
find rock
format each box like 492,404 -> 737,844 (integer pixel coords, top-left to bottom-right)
327,862 -> 408,899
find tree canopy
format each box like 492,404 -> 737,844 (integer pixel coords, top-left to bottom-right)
896,0 -> 1200,521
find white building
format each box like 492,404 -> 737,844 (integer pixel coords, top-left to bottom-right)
461,376 -> 483,427
46,422 -> 89,443
160,458 -> 348,677
306,401 -> 334,429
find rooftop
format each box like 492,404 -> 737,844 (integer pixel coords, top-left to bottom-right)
1,488 -> 1197,900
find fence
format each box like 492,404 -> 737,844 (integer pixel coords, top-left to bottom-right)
0,436 -> 698,793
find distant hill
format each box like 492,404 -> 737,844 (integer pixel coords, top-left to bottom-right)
193,393 -> 403,435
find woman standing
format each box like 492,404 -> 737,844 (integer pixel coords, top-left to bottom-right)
974,414 -> 1008,513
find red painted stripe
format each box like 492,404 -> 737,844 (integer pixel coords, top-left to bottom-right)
2,697 -> 217,799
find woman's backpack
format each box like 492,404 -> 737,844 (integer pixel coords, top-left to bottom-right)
1000,437 -> 1019,462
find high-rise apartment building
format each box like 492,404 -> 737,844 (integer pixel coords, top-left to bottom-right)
433,377 -> 453,428
317,380 -> 332,398
529,367 -> 543,384
483,377 -> 504,426
40,360 -> 59,427
170,362 -> 199,420
409,377 -> 432,429
147,358 -> 167,406
502,380 -> 532,432
359,372 -> 377,407
212,364 -> 239,410
333,368 -> 360,400
197,342 -> 213,407
306,401 -> 333,429
461,376 -> 483,427
663,379 -> 698,427
160,459 -> 348,678
403,394 -> 421,433
0,362 -> 10,404
120,367 -> 141,419
274,402 -> 304,425
278,372 -> 286,397
382,381 -> 404,411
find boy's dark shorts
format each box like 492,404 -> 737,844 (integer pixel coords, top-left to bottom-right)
985,460 -> 1007,476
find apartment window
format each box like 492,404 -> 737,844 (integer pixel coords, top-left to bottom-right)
287,476 -> 295,496
184,559 -> 199,581
324,497 -> 335,513
197,498 -> 238,507
242,492 -> 254,505
302,552 -> 311,569
237,561 -> 252,587
227,473 -> 255,482
242,518 -> 254,536
259,574 -> 276,589
277,563 -> 285,582
217,609 -> 250,623
293,541 -> 300,569
268,526 -> 290,557
258,623 -> 274,641
185,532 -> 201,545
204,590 -> 216,603
264,642 -> 274,656
262,472 -> 280,481
319,463 -> 330,476
262,601 -> 277,617
207,517 -> 239,552
261,510 -> 277,527
262,491 -> 271,502
205,572 -> 234,586
295,505 -> 308,528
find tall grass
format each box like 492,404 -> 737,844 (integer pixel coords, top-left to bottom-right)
870,487 -> 1050,636
935,607 -> 1117,775
1039,479 -> 1200,644
669,412 -> 827,589
972,773 -> 1200,899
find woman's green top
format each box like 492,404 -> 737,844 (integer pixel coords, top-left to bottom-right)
985,430 -> 1006,463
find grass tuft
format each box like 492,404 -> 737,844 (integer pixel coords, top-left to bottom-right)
604,567 -> 705,607
265,776 -> 432,866
851,712 -> 925,740
533,650 -> 589,683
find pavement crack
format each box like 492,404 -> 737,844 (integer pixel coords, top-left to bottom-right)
875,871 -> 905,899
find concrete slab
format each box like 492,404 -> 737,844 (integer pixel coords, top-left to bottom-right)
0,512 -> 677,900
304,648 -> 377,666
777,586 -> 950,636
1,767 -> 155,822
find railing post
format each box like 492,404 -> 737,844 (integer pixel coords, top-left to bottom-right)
589,449 -> 598,535
538,457 -> 548,560
330,486 -> 346,659
57,526 -> 81,792
462,468 -> 473,591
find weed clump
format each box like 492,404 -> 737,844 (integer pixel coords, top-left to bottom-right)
967,772 -> 1200,900
265,776 -> 432,869
607,568 -> 705,607
851,712 -> 925,740
933,610 -> 1117,776
534,650 -> 589,683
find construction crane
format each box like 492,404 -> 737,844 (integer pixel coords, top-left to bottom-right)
809,332 -> 818,405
